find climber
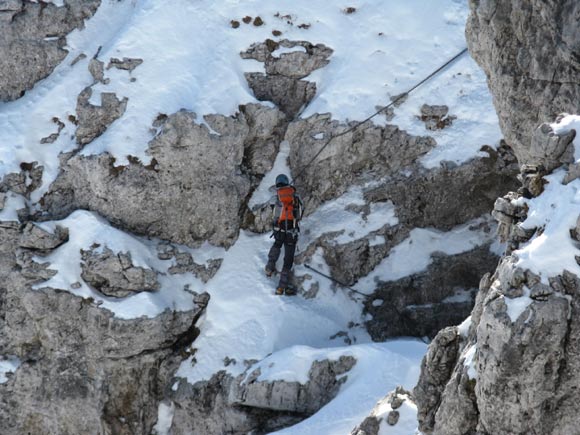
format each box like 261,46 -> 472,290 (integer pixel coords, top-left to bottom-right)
265,173 -> 304,296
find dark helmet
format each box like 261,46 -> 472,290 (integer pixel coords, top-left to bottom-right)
275,174 -> 290,187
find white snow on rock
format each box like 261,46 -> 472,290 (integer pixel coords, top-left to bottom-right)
152,401 -> 175,435
515,170 -> 580,283
457,315 -> 472,337
270,341 -> 427,435
503,287 -> 533,323
301,185 -> 398,247
32,210 -> 224,319
551,114 -> 580,162
358,217 -> 496,291
0,356 -> 21,384
0,0 -> 498,200
462,344 -> 477,380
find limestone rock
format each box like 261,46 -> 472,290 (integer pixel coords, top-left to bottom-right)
0,221 -> 210,435
419,104 -> 456,130
230,355 -> 356,414
19,222 -> 68,250
241,39 -> 333,79
0,0 -> 101,101
107,57 -> 143,72
39,105 -> 285,247
413,326 -> 460,433
365,245 -> 499,340
80,247 -> 160,298
245,72 -> 317,119
242,40 -> 331,118
466,0 -> 580,163
75,87 -> 128,145
351,386 -> 414,435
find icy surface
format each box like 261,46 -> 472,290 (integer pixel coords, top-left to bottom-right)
33,210 -> 224,319
0,356 -> 21,384
0,0 -> 499,200
515,171 -> 580,282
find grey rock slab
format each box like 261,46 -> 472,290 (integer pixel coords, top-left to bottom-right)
466,0 -> 580,163
80,247 -> 160,298
0,0 -> 101,101
39,105 -> 285,247
75,86 -> 128,145
19,222 -> 68,250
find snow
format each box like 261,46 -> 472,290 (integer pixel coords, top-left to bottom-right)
457,315 -> 471,337
152,402 -> 175,435
503,287 -> 533,323
551,114 -> 580,162
0,0 -> 498,200
0,356 -> 21,384
462,344 -> 477,380
175,230 -> 371,383
32,210 -> 224,319
0,193 -> 26,222
374,397 -> 419,435
269,341 -> 427,435
358,217 -> 496,291
515,170 -> 580,283
301,185 -> 398,247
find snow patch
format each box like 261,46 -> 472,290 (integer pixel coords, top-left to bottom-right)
0,356 -> 21,384
503,287 -> 533,323
301,185 -> 398,247
272,45 -> 307,57
270,341 -> 427,435
358,217 -> 495,292
152,402 -> 175,435
515,170 -> 580,283
462,344 -> 477,380
457,315 -> 471,337
0,193 -> 26,222
32,210 -> 222,319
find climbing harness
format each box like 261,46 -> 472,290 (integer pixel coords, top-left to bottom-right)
292,47 -> 469,184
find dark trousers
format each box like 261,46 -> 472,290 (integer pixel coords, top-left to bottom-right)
267,230 -> 297,288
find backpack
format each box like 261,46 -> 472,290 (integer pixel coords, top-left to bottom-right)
273,186 -> 303,229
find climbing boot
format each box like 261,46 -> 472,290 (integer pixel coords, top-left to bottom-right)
284,286 -> 297,296
275,287 -> 284,295
265,266 -> 277,277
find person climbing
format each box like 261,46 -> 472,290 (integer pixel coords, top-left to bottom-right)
265,173 -> 303,295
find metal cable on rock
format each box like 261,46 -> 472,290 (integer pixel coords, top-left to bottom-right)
292,47 -> 469,184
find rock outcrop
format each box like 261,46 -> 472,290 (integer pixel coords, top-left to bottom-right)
242,40 -> 333,118
39,105 -> 286,247
0,220 -> 210,435
413,119 -> 580,435
466,0 -> 580,164
0,0 -> 101,101
169,355 -> 356,434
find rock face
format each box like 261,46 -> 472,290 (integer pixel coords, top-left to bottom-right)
0,221 -> 210,435
466,0 -> 580,163
75,87 -> 128,145
0,0 -> 101,101
242,40 -> 333,118
169,355 -> 356,435
413,121 -> 580,435
39,105 -> 286,247
80,247 -> 160,298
